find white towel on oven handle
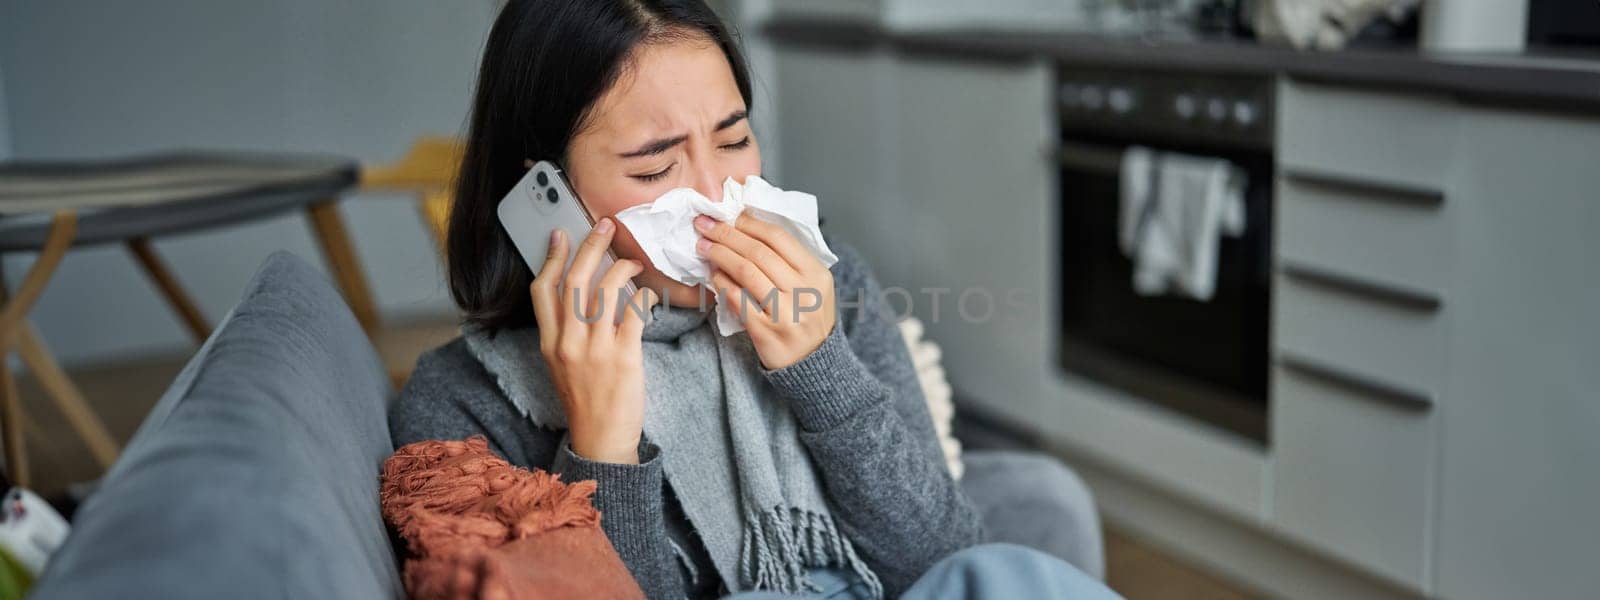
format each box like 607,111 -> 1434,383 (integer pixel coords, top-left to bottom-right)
1119,146 -> 1247,301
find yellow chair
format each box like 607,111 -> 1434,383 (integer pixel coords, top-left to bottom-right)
359,137 -> 464,387
361,136 -> 464,255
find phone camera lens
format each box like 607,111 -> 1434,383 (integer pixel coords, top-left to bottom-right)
535,172 -> 549,186
546,188 -> 559,203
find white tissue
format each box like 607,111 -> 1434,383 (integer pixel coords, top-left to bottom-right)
614,176 -> 837,336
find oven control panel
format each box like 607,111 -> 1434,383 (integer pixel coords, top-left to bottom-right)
1057,67 -> 1274,150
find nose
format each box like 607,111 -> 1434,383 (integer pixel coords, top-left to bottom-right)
689,160 -> 723,202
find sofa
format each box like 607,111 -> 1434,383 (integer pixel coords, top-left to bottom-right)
30,252 -> 1101,599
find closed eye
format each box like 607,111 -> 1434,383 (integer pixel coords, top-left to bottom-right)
720,137 -> 751,151
632,164 -> 674,182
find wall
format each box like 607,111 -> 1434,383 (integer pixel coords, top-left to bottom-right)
0,1 -> 497,365
712,0 -> 785,183
0,0 -> 784,367
0,50 -> 10,160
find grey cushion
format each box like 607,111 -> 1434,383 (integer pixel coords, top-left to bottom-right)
959,449 -> 1106,580
32,251 -> 402,600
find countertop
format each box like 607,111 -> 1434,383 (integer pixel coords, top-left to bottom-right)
765,20 -> 1600,113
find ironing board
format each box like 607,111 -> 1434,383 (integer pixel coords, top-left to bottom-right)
0,151 -> 371,487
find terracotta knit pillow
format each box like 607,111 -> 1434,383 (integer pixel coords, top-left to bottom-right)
380,436 -> 645,600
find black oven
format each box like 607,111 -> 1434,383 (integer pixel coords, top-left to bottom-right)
1055,68 -> 1274,443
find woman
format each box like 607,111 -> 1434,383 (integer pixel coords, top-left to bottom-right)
390,1 -> 1117,598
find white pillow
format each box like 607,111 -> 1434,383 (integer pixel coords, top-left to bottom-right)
897,317 -> 963,480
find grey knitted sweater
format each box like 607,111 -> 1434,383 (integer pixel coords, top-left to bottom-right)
389,244 -> 984,599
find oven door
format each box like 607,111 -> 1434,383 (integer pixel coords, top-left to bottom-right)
1056,136 -> 1273,442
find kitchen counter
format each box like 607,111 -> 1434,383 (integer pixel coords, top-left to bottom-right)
766,19 -> 1600,113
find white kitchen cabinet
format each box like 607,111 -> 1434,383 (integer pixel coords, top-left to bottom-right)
1275,80 -> 1600,599
779,44 -> 1059,408
1276,174 -> 1454,301
1431,106 -> 1600,600
886,53 -> 1056,411
1277,80 -> 1458,193
1271,81 -> 1456,593
1274,272 -> 1448,405
1270,363 -> 1437,590
773,44 -> 912,284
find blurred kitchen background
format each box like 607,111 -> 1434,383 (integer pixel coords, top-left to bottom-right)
3,1 -> 1598,598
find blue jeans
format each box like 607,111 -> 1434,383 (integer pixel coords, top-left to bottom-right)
720,543 -> 1121,599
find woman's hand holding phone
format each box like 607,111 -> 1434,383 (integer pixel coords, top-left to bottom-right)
530,218 -> 659,464
694,213 -> 836,370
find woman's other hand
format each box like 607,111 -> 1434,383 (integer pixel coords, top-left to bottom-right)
695,213 -> 836,370
530,218 -> 660,464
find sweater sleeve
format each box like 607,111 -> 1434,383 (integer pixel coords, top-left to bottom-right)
389,340 -> 689,600
761,244 -> 984,597
549,436 -> 690,600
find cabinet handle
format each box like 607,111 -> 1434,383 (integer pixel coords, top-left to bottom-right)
1279,353 -> 1434,411
1283,168 -> 1444,208
1055,141 -> 1123,175
1281,262 -> 1443,312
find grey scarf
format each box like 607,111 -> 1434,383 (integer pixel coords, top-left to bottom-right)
463,303 -> 882,598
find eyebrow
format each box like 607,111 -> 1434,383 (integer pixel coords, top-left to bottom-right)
714,109 -> 748,132
618,110 -> 749,158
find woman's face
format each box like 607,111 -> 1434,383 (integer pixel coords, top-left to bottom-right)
565,36 -> 760,308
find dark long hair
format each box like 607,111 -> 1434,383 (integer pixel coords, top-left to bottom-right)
449,0 -> 753,333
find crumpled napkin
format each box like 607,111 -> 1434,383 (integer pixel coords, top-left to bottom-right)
614,176 -> 837,335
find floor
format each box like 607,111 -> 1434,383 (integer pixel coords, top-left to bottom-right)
1104,531 -> 1257,600
12,315 -> 1257,599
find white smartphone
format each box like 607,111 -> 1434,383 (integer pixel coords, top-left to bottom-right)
498,160 -> 637,298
